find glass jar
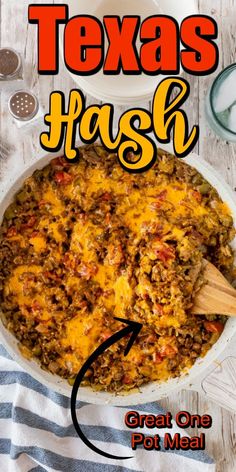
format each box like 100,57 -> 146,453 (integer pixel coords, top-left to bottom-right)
205,64 -> 236,143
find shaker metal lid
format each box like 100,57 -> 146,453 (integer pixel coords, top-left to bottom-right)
8,91 -> 39,121
0,48 -> 22,79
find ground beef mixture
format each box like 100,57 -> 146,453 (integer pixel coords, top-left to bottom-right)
0,145 -> 235,392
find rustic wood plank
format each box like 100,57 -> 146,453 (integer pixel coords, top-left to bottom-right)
0,0 -> 54,190
198,2 -> 236,471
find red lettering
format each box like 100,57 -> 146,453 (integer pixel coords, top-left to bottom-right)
140,16 -> 179,73
201,415 -> 212,428
181,16 -> 218,74
176,411 -> 212,428
164,433 -> 180,449
29,9 -> 219,76
64,16 -> 103,74
124,411 -> 139,428
28,4 -> 67,73
104,16 -> 140,73
176,411 -> 191,428
131,433 -> 144,450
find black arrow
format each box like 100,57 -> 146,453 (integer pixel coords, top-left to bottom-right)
71,317 -> 143,460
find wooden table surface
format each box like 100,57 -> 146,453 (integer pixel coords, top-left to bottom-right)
0,1 -> 236,470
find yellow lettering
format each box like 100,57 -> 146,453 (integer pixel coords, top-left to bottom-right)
80,105 -> 121,149
41,79 -> 198,170
153,78 -> 198,157
41,90 -> 83,160
118,110 -> 155,172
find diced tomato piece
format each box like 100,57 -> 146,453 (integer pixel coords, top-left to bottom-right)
122,374 -> 133,385
153,352 -> 163,364
154,242 -> 175,263
153,304 -> 164,316
28,216 -> 37,228
21,216 -> 37,230
105,213 -> 111,225
204,321 -> 224,334
31,300 -> 42,313
150,202 -> 163,210
30,231 -> 39,238
157,189 -> 168,200
191,190 -> 202,203
38,200 -> 47,208
7,226 -> 17,237
150,190 -> 168,209
159,345 -> 178,357
101,192 -> 112,201
54,171 -> 73,185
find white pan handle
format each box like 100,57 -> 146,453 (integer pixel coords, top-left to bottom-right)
187,338 -> 236,412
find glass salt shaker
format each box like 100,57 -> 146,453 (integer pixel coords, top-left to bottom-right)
0,47 -> 23,81
205,64 -> 236,143
0,47 -> 44,129
8,90 -> 44,129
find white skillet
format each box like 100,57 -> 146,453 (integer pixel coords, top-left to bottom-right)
1,140 -> 236,411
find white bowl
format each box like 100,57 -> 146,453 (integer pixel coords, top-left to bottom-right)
63,0 -> 198,103
0,142 -> 236,405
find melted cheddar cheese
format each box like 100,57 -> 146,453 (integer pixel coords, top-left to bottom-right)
0,145 -> 234,392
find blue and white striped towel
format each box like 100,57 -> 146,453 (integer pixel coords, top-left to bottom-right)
0,344 -> 215,472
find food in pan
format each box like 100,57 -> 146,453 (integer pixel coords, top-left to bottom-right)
0,145 -> 235,392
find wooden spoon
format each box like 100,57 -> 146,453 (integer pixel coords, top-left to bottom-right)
191,260 -> 236,316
